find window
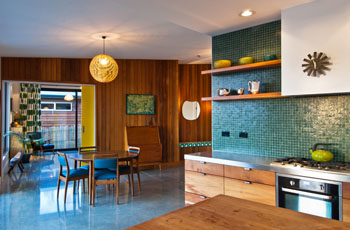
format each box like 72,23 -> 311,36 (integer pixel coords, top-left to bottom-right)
41,102 -> 55,111
41,102 -> 72,111
55,102 -> 72,111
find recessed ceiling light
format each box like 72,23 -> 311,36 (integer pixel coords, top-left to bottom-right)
240,9 -> 255,17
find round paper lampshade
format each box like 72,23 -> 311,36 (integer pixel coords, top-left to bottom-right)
89,54 -> 118,83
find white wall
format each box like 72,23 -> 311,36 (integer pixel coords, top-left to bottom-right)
282,0 -> 350,96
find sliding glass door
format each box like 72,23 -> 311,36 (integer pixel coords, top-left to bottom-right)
40,89 -> 81,150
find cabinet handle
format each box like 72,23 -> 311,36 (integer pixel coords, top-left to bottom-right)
200,195 -> 207,199
244,181 -> 251,184
200,161 -> 206,164
200,172 -> 206,176
244,167 -> 251,171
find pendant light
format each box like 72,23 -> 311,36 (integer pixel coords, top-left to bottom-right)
89,36 -> 119,83
64,94 -> 74,101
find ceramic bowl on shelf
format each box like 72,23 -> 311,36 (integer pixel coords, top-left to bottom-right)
214,60 -> 231,69
263,54 -> 277,61
238,57 -> 254,65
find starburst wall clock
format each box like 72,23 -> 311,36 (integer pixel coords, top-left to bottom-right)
302,52 -> 331,77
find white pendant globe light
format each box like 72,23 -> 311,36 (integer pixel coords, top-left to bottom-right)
64,94 -> 74,101
89,36 -> 119,83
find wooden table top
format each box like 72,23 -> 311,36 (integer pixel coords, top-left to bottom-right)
68,151 -> 138,162
128,195 -> 350,230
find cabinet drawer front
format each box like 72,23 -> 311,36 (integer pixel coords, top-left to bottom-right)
185,159 -> 224,176
185,192 -> 208,206
343,183 -> 350,199
224,165 -> 275,186
224,178 -> 275,206
185,171 -> 224,198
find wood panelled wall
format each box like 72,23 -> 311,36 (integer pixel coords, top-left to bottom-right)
1,57 -> 179,163
179,64 -> 212,159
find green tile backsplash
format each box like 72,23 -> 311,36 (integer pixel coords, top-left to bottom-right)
212,21 -> 350,161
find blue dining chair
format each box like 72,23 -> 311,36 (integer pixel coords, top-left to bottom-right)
92,154 -> 126,206
57,152 -> 89,203
76,146 -> 98,192
121,146 -> 141,193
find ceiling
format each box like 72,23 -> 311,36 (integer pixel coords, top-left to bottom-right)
0,0 -> 312,64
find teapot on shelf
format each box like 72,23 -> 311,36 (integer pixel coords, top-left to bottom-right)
217,88 -> 235,96
248,80 -> 260,94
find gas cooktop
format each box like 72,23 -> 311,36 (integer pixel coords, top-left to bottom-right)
270,157 -> 350,173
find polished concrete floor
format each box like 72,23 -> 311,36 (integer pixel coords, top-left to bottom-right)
0,155 -> 185,230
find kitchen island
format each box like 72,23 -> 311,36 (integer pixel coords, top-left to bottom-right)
128,195 -> 350,229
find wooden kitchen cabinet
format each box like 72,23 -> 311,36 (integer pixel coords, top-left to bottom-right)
185,171 -> 224,198
343,182 -> 350,199
185,159 -> 224,176
185,159 -> 276,206
224,165 -> 275,186
344,199 -> 350,222
224,178 -> 275,206
185,192 -> 208,206
343,182 -> 350,222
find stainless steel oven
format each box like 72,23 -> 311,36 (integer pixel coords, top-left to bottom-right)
276,174 -> 342,220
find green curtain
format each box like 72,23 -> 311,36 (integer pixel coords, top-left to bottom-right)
20,83 -> 41,133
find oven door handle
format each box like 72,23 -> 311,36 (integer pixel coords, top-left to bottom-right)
281,187 -> 333,200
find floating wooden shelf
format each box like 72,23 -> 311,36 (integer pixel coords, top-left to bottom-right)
201,59 -> 281,75
202,92 -> 286,101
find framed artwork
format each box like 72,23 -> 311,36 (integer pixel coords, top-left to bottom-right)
126,94 -> 155,115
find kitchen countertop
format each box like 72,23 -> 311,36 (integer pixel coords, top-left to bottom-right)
127,195 -> 350,230
185,151 -> 350,182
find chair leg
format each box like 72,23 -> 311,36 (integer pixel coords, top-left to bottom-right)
64,181 -> 69,203
106,184 -> 110,191
18,164 -> 24,173
127,174 -> 131,187
73,180 -> 76,194
93,181 -> 96,206
83,179 -> 86,193
131,172 -> 134,196
7,165 -> 14,174
137,171 -> 141,192
117,177 -> 120,205
77,180 -> 80,191
57,179 -> 61,198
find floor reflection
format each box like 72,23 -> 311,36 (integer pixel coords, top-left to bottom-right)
0,155 -> 185,230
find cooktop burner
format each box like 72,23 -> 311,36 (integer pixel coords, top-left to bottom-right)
271,157 -> 350,172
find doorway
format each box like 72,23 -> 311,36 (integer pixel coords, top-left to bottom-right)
40,87 -> 81,151
1,81 -> 95,160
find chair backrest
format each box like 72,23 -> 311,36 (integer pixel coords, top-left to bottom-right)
79,146 -> 97,153
93,154 -> 118,169
57,152 -> 70,176
27,132 -> 42,140
57,152 -> 69,167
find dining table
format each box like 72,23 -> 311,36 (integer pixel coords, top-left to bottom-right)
68,150 -> 138,205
